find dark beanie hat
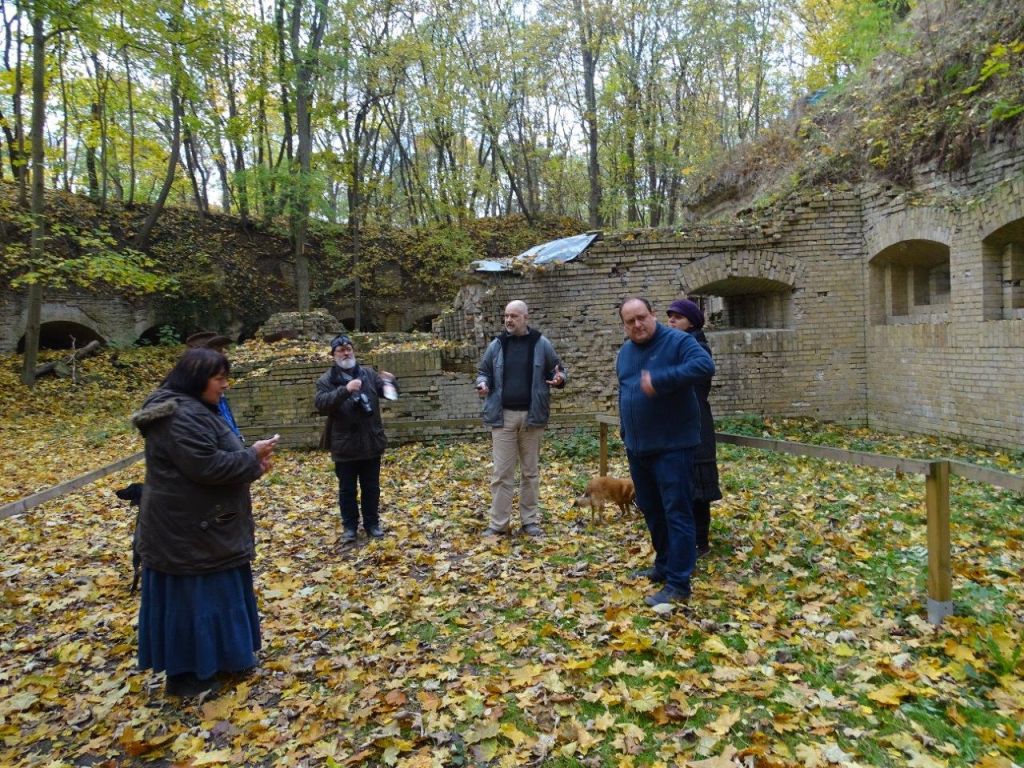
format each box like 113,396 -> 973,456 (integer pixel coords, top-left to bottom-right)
667,299 -> 704,330
330,334 -> 353,351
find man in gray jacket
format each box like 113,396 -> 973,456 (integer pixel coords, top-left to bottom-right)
476,300 -> 566,538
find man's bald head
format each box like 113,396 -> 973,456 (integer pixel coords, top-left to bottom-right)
504,300 -> 529,336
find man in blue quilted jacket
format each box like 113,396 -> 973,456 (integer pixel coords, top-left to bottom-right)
616,298 -> 714,607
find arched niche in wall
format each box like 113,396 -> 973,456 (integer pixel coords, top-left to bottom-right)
868,239 -> 950,325
135,324 -> 185,346
679,250 -> 799,330
692,277 -> 793,330
18,321 -> 106,352
412,312 -> 439,332
981,217 -> 1024,321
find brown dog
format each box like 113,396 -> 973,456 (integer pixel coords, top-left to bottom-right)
575,476 -> 635,522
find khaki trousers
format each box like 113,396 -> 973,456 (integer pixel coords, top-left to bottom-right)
488,409 -> 543,530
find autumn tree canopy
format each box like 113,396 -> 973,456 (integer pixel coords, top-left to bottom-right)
0,0 -> 910,234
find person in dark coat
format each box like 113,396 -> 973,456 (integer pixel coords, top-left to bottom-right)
314,334 -> 398,545
131,348 -> 278,698
666,299 -> 723,556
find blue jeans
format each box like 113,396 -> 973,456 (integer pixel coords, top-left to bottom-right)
627,447 -> 697,594
335,457 -> 381,531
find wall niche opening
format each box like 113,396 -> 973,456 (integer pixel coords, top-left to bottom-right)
18,321 -> 105,352
869,239 -> 950,325
981,217 -> 1024,320
693,277 -> 793,330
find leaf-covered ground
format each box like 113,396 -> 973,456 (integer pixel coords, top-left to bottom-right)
1,349 -> 1022,767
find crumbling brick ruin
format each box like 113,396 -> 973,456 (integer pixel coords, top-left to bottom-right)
430,140 -> 1024,450
6,139 -> 1021,450
229,137 -> 1023,451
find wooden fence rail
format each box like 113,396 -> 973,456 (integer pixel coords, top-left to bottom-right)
6,419 -> 1022,627
596,413 -> 1024,625
0,451 -> 145,521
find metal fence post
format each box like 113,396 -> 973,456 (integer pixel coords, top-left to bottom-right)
926,460 -> 953,625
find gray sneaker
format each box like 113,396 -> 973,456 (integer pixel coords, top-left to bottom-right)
481,527 -> 507,539
340,528 -> 357,545
522,524 -> 544,537
644,585 -> 690,607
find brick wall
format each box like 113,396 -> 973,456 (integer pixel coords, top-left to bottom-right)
227,345 -> 597,448
0,289 -> 158,351
436,194 -> 869,427
861,144 -> 1024,448
426,139 -> 1024,450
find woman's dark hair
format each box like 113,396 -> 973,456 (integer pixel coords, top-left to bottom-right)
162,348 -> 230,397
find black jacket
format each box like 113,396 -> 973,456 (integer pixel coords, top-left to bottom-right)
688,329 -> 722,502
314,364 -> 390,462
130,388 -> 263,575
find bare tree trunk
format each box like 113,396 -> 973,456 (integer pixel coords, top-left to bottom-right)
108,140 -> 123,201
21,7 -> 46,386
0,107 -> 20,182
181,118 -> 208,215
573,0 -> 603,229
214,151 -> 231,213
288,0 -> 328,313
219,0 -> 249,225
345,104 -> 371,330
85,131 -> 99,198
15,9 -> 28,207
275,0 -> 295,222
1,7 -> 25,182
134,78 -> 182,250
120,12 -> 136,205
57,33 -> 71,190
94,53 -> 110,208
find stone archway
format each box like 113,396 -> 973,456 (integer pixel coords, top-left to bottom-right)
863,207 -> 954,259
14,303 -> 107,351
981,214 -> 1024,321
868,239 -> 950,325
17,320 -> 106,352
679,250 -> 801,329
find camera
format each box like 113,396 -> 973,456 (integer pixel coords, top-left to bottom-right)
354,391 -> 374,415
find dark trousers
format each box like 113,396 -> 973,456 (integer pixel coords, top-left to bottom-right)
693,500 -> 711,549
334,456 -> 381,532
627,447 -> 697,593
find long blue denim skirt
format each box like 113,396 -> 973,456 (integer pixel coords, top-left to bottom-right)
138,563 -> 261,680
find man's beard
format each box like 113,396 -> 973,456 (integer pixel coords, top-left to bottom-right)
336,357 -> 357,370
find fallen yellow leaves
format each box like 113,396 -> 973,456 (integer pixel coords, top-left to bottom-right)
706,705 -> 742,735
2,354 -> 1023,767
867,682 -> 912,706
